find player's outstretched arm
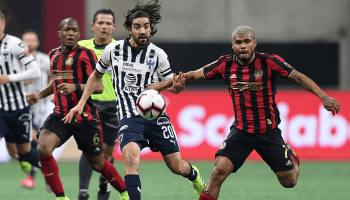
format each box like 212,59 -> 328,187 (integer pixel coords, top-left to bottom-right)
62,70 -> 103,123
288,69 -> 341,115
147,68 -> 205,93
56,80 -> 104,96
26,80 -> 54,105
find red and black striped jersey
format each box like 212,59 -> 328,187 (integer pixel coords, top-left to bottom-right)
203,52 -> 294,134
49,45 -> 99,122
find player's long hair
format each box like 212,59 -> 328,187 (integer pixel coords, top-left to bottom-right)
124,0 -> 162,36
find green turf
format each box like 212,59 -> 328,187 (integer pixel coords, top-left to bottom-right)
1,161 -> 349,200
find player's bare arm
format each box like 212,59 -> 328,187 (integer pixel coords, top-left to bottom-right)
62,70 -> 103,123
288,69 -> 341,115
56,80 -> 104,96
26,80 -> 54,106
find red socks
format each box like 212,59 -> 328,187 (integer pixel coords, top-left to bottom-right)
39,154 -> 64,195
199,192 -> 216,200
99,159 -> 126,192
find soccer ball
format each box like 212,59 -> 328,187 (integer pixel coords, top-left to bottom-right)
136,89 -> 166,120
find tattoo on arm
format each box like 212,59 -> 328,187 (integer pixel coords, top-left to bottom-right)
290,70 -> 325,98
278,169 -> 295,181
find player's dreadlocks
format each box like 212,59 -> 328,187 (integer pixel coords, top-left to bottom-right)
124,0 -> 162,36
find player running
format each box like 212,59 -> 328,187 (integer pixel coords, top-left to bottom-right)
26,18 -> 126,200
0,10 -> 42,181
77,8 -> 128,200
148,25 -> 341,200
63,1 -> 206,199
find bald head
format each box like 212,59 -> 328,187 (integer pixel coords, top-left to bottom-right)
232,25 -> 254,41
59,18 -> 80,31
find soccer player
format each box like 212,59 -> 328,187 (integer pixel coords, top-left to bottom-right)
63,1 -> 206,199
26,18 -> 126,200
0,10 -> 42,178
148,25 -> 341,200
77,9 -> 128,200
16,29 -> 51,190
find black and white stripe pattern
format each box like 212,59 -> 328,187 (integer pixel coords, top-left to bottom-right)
96,39 -> 173,120
0,34 -> 33,111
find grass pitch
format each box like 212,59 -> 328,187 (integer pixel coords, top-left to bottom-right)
0,161 -> 349,200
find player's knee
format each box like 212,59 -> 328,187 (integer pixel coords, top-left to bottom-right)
281,179 -> 297,188
213,165 -> 231,178
37,143 -> 53,156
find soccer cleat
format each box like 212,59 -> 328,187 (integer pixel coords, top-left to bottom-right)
20,161 -> 32,174
56,196 -> 70,200
78,192 -> 89,200
20,175 -> 35,189
190,166 -> 206,198
286,142 -> 300,166
119,190 -> 129,200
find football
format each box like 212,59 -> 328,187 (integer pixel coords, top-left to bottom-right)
136,89 -> 166,120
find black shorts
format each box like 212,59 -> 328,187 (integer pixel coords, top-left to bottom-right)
41,112 -> 103,155
92,100 -> 119,146
216,126 -> 294,173
0,106 -> 32,144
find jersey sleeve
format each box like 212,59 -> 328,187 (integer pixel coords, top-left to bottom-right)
156,49 -> 172,81
203,58 -> 224,80
95,44 -> 113,74
269,54 -> 294,78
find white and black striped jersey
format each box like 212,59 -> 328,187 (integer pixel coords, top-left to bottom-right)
95,39 -> 173,120
0,34 -> 38,111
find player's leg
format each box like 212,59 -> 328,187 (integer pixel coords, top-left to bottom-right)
72,119 -> 126,199
255,127 -> 298,188
199,127 -> 254,200
275,143 -> 300,188
78,152 -> 93,200
93,100 -> 128,200
37,113 -> 72,198
163,152 -> 206,197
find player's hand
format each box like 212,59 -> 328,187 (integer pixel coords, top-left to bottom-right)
57,83 -> 76,95
168,72 -> 185,94
0,75 -> 10,85
26,93 -> 40,106
62,104 -> 84,123
321,96 -> 341,116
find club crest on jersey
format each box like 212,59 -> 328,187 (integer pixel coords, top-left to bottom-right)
123,73 -> 139,93
254,69 -> 263,78
65,57 -> 74,66
146,60 -> 155,69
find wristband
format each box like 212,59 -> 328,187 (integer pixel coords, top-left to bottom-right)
75,83 -> 81,91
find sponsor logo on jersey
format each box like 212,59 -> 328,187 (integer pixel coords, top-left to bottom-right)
230,74 -> 237,79
123,73 -> 139,93
157,117 -> 170,125
123,62 -> 133,67
254,69 -> 263,78
52,70 -> 74,80
230,82 -> 264,91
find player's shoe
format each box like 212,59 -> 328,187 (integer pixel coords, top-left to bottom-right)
78,191 -> 89,200
119,190 -> 129,200
56,196 -> 70,200
20,175 -> 35,189
20,161 -> 32,174
286,142 -> 300,166
190,166 -> 206,198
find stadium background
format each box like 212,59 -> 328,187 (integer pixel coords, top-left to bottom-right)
0,1 -> 349,199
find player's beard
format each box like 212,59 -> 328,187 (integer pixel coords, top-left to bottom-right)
236,52 -> 254,63
132,34 -> 149,47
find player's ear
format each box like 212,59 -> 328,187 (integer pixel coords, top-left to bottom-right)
91,23 -> 94,30
58,31 -> 61,38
